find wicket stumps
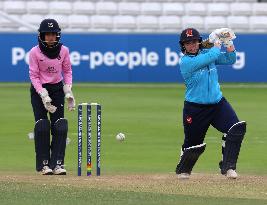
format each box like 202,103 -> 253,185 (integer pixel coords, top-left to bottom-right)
77,103 -> 101,176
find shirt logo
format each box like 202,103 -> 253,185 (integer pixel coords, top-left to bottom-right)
186,29 -> 193,37
186,116 -> 192,124
47,66 -> 57,73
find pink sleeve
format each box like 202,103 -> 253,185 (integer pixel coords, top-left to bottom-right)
62,47 -> 72,85
29,48 -> 43,93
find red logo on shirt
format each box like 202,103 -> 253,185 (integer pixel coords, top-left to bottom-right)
186,116 -> 192,124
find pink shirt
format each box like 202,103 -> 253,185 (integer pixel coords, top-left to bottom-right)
29,45 -> 72,93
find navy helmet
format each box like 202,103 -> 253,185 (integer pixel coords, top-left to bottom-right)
179,28 -> 202,53
38,19 -> 61,48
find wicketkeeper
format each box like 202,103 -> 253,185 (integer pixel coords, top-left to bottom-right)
29,19 -> 75,175
175,28 -> 246,179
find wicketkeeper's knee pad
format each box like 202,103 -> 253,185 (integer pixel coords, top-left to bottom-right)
221,121 -> 246,174
54,118 -> 68,136
34,119 -> 50,148
34,119 -> 50,135
175,143 -> 206,174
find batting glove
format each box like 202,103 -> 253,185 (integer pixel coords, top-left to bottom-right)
222,39 -> 234,48
214,28 -> 236,40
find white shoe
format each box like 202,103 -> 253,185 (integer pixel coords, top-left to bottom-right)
226,169 -> 238,179
177,173 -> 190,179
53,165 -> 67,175
41,166 -> 53,175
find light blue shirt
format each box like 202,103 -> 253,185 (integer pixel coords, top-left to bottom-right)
179,47 -> 236,104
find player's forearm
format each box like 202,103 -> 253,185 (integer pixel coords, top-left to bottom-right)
63,72 -> 72,85
62,55 -> 72,85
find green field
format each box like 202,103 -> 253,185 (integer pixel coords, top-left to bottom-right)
0,83 -> 266,204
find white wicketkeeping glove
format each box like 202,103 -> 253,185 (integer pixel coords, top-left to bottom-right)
63,84 -> 75,111
38,88 -> 57,113
209,28 -> 236,48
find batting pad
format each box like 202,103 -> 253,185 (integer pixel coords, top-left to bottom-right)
221,121 -> 246,174
176,143 -> 206,174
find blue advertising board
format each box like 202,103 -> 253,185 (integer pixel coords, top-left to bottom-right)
0,33 -> 266,82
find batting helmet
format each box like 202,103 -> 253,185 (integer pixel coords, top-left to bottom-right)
179,28 -> 202,53
38,19 -> 61,48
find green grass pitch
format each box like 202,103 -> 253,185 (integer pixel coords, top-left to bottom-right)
0,83 -> 266,205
